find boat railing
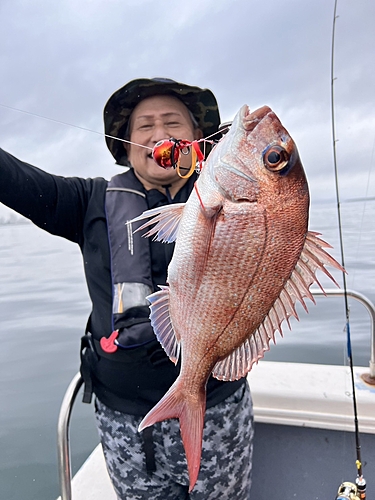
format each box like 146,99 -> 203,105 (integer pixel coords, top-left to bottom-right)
57,372 -> 83,500
312,288 -> 375,379
56,288 -> 375,500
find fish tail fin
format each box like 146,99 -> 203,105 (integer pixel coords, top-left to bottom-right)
138,381 -> 206,492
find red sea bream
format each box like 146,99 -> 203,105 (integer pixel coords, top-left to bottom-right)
132,105 -> 343,491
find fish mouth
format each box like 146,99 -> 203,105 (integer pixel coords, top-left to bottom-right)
219,105 -> 272,136
242,105 -> 273,133
216,106 -> 268,185
209,105 -> 276,200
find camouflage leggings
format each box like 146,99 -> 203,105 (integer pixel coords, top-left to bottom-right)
95,382 -> 253,499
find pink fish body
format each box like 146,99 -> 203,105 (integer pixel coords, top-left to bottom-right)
133,105 -> 343,491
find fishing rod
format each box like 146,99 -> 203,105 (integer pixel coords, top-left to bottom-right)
330,1 -> 366,499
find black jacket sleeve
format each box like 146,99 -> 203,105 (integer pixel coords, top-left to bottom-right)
0,148 -> 96,245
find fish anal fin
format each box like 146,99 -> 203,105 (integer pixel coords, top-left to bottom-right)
212,327 -> 272,381
147,286 -> 180,364
138,382 -> 206,492
129,203 -> 185,243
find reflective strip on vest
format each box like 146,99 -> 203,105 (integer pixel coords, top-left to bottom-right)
113,282 -> 153,314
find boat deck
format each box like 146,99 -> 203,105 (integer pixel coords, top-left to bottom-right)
58,360 -> 375,499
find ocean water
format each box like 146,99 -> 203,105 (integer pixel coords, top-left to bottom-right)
0,199 -> 374,500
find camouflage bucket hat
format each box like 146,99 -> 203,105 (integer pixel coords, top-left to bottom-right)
103,77 -> 221,166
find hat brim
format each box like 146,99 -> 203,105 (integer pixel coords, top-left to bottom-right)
103,78 -> 221,166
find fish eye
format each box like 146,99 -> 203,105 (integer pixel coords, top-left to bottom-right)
263,145 -> 289,172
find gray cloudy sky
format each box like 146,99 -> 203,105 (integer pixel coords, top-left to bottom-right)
1,0 -> 374,219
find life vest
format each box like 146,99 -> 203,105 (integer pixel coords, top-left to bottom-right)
100,170 -> 157,353
80,169 -> 181,406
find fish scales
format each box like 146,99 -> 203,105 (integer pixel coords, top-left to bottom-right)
170,199 -> 306,363
172,202 -> 267,356
131,104 -> 343,491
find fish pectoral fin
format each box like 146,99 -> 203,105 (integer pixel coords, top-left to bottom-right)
129,203 -> 185,243
147,285 -> 180,364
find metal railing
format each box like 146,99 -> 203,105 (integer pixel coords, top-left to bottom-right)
57,372 -> 83,500
311,288 -> 375,379
56,289 -> 375,500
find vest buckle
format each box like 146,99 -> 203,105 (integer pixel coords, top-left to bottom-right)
100,330 -> 119,353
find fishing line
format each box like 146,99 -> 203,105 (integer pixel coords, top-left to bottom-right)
0,102 -> 228,180
330,1 -> 366,498
0,102 -> 152,151
0,101 -> 229,155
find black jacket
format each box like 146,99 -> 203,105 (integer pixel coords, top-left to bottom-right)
0,148 -> 244,415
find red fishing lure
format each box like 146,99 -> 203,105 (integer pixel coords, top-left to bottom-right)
152,138 -> 205,177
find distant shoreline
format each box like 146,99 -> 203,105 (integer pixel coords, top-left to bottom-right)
0,216 -> 31,226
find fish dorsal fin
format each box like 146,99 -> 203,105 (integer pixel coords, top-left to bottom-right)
130,203 -> 185,243
147,285 -> 180,364
212,231 -> 344,381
